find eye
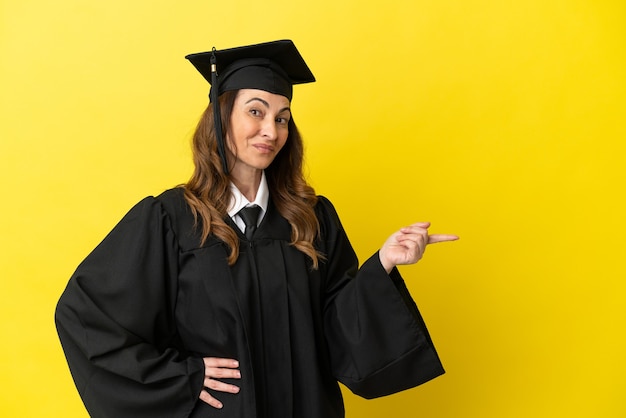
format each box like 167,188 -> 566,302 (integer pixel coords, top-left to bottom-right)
249,108 -> 262,117
275,116 -> 289,125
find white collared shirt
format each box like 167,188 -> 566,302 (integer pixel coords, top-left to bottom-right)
227,171 -> 269,234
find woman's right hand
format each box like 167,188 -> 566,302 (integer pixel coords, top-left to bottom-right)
199,357 -> 242,409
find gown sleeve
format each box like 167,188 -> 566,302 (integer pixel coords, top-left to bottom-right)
316,196 -> 445,399
55,196 -> 205,418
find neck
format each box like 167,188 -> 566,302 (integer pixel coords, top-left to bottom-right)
231,168 -> 262,202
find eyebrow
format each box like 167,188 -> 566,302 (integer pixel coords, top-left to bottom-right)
245,97 -> 291,114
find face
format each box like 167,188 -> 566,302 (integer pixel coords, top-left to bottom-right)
226,89 -> 291,179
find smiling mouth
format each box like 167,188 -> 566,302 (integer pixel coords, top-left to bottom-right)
253,144 -> 275,153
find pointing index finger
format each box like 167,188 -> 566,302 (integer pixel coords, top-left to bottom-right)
427,234 -> 459,244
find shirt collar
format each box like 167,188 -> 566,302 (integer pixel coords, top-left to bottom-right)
227,171 -> 270,222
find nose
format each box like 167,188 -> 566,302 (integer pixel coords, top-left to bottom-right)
260,118 -> 278,140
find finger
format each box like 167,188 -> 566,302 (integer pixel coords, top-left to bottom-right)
203,357 -> 239,369
395,236 -> 427,250
396,228 -> 428,244
400,223 -> 430,233
206,368 -> 241,380
205,366 -> 241,379
199,389 -> 224,409
204,377 -> 241,394
427,234 -> 459,244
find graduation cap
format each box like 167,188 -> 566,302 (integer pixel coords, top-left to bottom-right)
185,40 -> 316,174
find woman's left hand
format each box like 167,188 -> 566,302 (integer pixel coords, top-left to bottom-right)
379,222 -> 458,273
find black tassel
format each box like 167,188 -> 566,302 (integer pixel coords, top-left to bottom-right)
210,48 -> 229,175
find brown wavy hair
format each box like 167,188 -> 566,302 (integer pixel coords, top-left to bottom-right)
182,90 -> 322,268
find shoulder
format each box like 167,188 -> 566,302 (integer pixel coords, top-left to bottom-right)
315,195 -> 340,223
120,188 -> 188,224
314,195 -> 347,239
155,187 -> 187,210
155,186 -> 200,239
114,187 -> 198,246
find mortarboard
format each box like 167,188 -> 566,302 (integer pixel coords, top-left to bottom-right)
185,40 -> 315,174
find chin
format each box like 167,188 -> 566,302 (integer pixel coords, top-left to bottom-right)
255,158 -> 278,170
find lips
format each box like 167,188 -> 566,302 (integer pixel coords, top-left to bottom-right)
252,143 -> 275,153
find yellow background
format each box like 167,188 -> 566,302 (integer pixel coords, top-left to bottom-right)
2,0 -> 625,417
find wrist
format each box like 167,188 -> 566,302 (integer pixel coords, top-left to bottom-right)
378,251 -> 394,274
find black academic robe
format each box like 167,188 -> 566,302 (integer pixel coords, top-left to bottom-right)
55,188 -> 444,418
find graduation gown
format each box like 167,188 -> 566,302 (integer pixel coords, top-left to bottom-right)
55,188 -> 444,418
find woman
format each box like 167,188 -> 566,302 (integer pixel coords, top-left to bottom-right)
56,40 -> 458,418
